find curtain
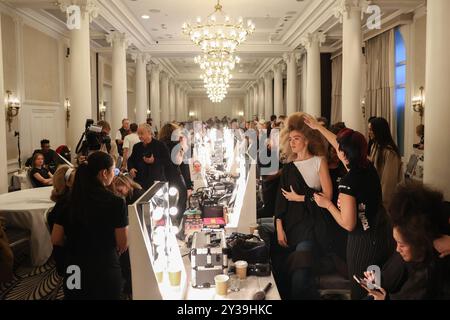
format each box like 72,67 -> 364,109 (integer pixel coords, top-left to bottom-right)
365,29 -> 396,135
331,54 -> 343,125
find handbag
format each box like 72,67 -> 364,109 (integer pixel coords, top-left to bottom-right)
227,233 -> 269,264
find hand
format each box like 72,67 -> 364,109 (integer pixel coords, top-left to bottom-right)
187,189 -> 193,199
277,225 -> 288,248
303,114 -> 321,130
129,168 -> 137,178
314,192 -> 332,210
281,186 -> 303,202
143,155 -> 155,164
434,235 -> 450,258
367,287 -> 387,301
78,155 -> 87,164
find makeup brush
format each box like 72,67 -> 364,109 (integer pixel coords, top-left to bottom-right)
253,282 -> 272,300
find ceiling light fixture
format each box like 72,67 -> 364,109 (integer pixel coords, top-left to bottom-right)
141,14 -> 150,19
182,0 -> 255,103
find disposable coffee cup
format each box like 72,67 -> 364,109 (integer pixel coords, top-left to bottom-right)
168,268 -> 181,287
215,274 -> 229,296
249,224 -> 258,235
235,260 -> 248,280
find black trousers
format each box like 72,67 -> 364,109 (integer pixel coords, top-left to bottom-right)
347,227 -> 394,300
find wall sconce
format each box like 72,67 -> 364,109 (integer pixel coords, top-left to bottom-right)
412,86 -> 425,124
238,111 -> 244,117
5,90 -> 20,132
64,98 -> 71,128
99,101 -> 107,120
147,109 -> 151,118
189,111 -> 195,117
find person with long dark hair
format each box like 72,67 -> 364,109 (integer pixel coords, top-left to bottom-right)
368,117 -> 402,208
53,151 -> 128,300
304,115 -> 394,300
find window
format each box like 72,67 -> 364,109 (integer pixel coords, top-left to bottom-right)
394,28 -> 406,156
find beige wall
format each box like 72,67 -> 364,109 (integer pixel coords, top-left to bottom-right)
23,25 -> 59,103
1,13 -> 19,160
188,97 -> 245,121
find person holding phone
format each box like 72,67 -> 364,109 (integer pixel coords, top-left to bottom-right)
303,115 -> 395,300
359,184 -> 450,300
127,124 -> 171,190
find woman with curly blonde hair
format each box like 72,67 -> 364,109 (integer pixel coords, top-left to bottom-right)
274,112 -> 332,299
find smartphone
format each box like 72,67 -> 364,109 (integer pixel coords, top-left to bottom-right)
353,275 -> 382,290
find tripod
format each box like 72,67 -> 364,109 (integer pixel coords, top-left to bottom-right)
14,131 -> 22,172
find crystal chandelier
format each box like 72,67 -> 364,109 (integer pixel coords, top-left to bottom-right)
182,0 -> 255,103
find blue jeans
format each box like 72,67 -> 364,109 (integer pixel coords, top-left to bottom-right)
291,241 -> 320,300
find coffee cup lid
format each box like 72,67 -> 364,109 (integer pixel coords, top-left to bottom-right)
235,260 -> 248,267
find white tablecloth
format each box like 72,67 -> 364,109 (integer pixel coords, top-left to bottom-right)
0,187 -> 54,266
11,170 -> 32,190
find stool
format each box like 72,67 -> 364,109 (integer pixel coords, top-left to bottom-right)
318,272 -> 351,300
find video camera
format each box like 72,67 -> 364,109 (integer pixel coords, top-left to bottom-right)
75,119 -> 111,156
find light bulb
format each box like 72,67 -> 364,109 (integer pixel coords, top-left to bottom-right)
169,187 -> 178,196
169,207 -> 178,216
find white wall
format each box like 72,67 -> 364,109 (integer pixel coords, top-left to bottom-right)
188,96 -> 245,121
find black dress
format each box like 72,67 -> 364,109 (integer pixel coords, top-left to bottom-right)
30,167 -> 51,188
58,188 -> 128,300
338,164 -> 394,300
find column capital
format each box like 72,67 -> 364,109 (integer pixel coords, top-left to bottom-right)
148,63 -> 161,75
130,51 -> 151,64
333,0 -> 370,23
272,62 -> 285,74
264,71 -> 274,81
283,51 -> 302,64
300,31 -> 326,49
59,0 -> 98,23
160,70 -> 170,81
257,78 -> 264,86
106,31 -> 130,48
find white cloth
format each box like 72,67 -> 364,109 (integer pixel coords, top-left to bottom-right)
11,170 -> 33,190
123,133 -> 140,157
115,129 -> 123,141
0,187 -> 54,266
294,156 -> 323,191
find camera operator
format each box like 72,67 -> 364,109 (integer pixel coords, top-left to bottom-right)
76,120 -> 118,165
127,123 -> 170,190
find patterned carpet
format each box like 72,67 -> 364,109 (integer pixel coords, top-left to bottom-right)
0,258 -> 64,300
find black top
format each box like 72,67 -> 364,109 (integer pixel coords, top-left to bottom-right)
329,162 -> 347,206
30,167 -> 51,188
56,188 -> 128,267
26,149 -> 60,173
275,162 -> 316,247
381,252 -> 450,300
127,138 -> 171,190
338,164 -> 382,235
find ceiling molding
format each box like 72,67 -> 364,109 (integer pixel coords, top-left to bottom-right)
96,0 -> 154,51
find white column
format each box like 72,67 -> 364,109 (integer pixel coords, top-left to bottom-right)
301,32 -> 325,118
0,14 -> 7,193
335,0 -> 366,132
175,83 -> 182,120
301,55 -> 307,112
424,0 -> 450,200
273,63 -> 284,117
257,78 -> 265,120
283,52 -> 300,116
60,0 -> 97,151
264,71 -> 274,121
149,64 -> 161,131
244,91 -> 249,120
184,87 -> 189,122
160,71 -> 170,126
169,78 -> 176,122
252,84 -> 258,119
248,87 -> 254,120
131,52 -> 150,125
106,31 -> 129,135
